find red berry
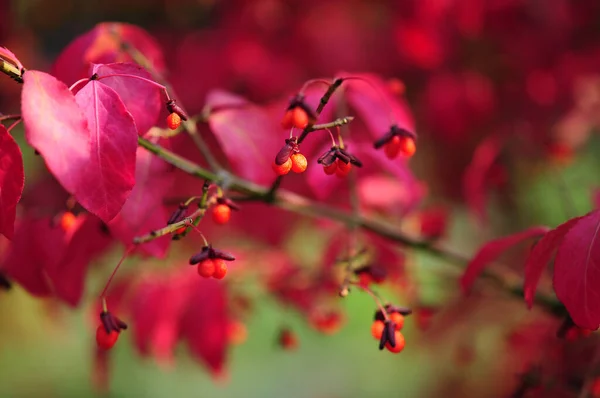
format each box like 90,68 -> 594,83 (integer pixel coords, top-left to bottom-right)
359,273 -> 372,288
371,320 -> 385,339
323,162 -> 337,175
291,153 -> 307,173
60,211 -> 77,231
197,259 -> 216,278
385,331 -> 405,353
174,226 -> 187,235
212,204 -> 231,225
212,258 -> 228,280
96,325 -> 119,350
272,158 -> 292,176
279,328 -> 299,350
281,109 -> 294,129
291,107 -> 309,129
227,320 -> 247,345
399,136 -> 416,157
384,136 -> 401,159
389,312 -> 405,330
335,159 -> 351,178
166,112 -> 181,130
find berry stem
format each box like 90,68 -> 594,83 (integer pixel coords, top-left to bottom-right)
298,78 -> 332,95
6,118 -> 21,133
100,245 -> 135,299
0,114 -> 21,122
349,282 -> 389,321
297,78 -> 345,145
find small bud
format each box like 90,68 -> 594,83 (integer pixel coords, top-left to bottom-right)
166,99 -> 189,121
189,245 -> 236,265
167,203 -> 188,225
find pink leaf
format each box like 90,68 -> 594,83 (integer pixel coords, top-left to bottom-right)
0,125 -> 24,239
52,22 -> 166,86
553,210 -> 600,329
460,226 -> 550,293
463,135 -> 504,223
48,214 -> 113,306
0,46 -> 23,70
340,72 -> 415,138
21,70 -> 90,196
74,80 -> 138,222
108,141 -> 174,258
92,63 -> 161,135
523,217 -> 582,309
181,278 -> 228,375
207,90 -> 280,185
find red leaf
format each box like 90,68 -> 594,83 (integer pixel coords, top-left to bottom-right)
92,63 -> 161,135
181,278 -> 228,375
463,135 -> 504,223
0,46 -> 23,70
207,90 -> 280,185
460,226 -> 550,293
340,72 -> 415,138
108,141 -> 174,258
553,210 -> 600,329
0,125 -> 24,239
523,217 -> 582,309
48,214 -> 113,306
74,80 -> 138,222
51,22 -> 166,86
21,70 -> 90,197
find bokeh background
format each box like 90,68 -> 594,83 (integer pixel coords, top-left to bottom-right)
1,0 -> 600,397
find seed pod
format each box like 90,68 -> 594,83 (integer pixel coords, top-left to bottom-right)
167,203 -> 188,225
100,311 -> 128,334
189,246 -> 212,265
166,99 -> 189,121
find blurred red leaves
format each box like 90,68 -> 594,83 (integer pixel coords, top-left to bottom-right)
0,125 -> 24,239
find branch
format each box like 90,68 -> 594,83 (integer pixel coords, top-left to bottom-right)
137,136 -> 563,315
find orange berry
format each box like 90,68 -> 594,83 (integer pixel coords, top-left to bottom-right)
359,273 -> 372,288
279,328 -> 299,350
384,136 -> 401,159
166,112 -> 181,130
323,162 -> 337,175
197,259 -> 216,278
96,325 -> 119,350
291,107 -> 309,129
309,311 -> 343,335
335,159 -> 351,178
371,320 -> 385,339
399,136 -> 416,157
174,226 -> 187,235
272,158 -> 292,176
385,331 -> 405,353
60,211 -> 77,231
212,204 -> 231,225
212,258 -> 228,280
389,312 -> 405,330
227,320 -> 247,345
281,109 -> 294,129
291,153 -> 307,173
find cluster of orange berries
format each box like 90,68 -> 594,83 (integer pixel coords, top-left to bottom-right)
374,124 -> 416,159
189,245 -> 235,280
272,137 -> 308,176
318,146 -> 363,178
95,311 -> 127,350
371,305 -> 412,354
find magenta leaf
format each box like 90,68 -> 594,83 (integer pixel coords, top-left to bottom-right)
0,46 -> 23,70
0,125 -> 24,239
48,215 -> 113,306
21,70 -> 90,196
74,80 -> 138,222
181,278 -> 228,375
340,72 -> 415,138
92,63 -> 161,135
51,22 -> 166,86
460,226 -> 550,293
207,90 -> 280,185
108,141 -> 174,258
523,217 -> 582,309
553,210 -> 600,329
462,135 -> 504,223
